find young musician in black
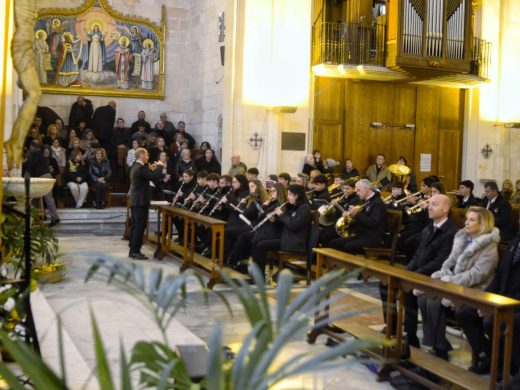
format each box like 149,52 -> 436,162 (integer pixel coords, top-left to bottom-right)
455,180 -> 480,208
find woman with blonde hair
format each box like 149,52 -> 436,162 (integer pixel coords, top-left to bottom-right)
417,206 -> 500,360
43,124 -> 60,146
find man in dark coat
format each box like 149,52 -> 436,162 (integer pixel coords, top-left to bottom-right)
68,96 -> 93,129
92,101 -> 116,151
483,181 -> 516,242
130,110 -> 152,134
455,234 -> 520,375
329,178 -> 386,254
128,148 -> 164,259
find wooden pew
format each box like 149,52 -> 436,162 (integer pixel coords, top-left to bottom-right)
311,248 -> 520,390
155,206 -> 247,288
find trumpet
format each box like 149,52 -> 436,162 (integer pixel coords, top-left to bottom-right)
328,183 -> 340,193
306,188 -> 316,197
252,202 -> 287,231
382,194 -> 393,204
406,200 -> 429,215
392,191 -> 422,207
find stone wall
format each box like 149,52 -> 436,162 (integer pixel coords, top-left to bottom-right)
36,0 -> 225,148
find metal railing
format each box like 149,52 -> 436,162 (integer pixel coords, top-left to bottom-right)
312,22 -> 386,67
470,37 -> 491,79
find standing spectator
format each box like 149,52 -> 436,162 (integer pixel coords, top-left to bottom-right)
130,110 -> 151,134
228,154 -> 247,176
196,148 -> 221,174
175,121 -> 195,149
159,112 -> 176,140
75,120 -> 88,138
65,150 -> 89,208
68,96 -> 93,129
89,148 -> 112,209
91,101 -> 116,150
22,141 -> 61,226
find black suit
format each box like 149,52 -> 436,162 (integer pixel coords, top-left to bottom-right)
456,194 -> 481,208
483,195 -> 516,242
381,219 -> 458,340
329,192 -> 386,254
92,105 -> 116,150
68,99 -> 93,129
129,162 -> 163,255
455,237 -> 520,372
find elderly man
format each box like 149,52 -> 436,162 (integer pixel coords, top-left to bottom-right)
130,111 -> 152,134
381,194 -> 457,347
329,178 -> 386,254
365,154 -> 391,188
228,154 -> 247,176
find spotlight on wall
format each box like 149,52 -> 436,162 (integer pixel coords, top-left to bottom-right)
370,122 -> 384,128
270,106 -> 298,114
404,124 -> 416,129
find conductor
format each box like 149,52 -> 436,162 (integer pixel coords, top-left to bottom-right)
129,148 -> 164,260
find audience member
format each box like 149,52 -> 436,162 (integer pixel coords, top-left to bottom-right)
66,129 -> 80,150
312,150 -> 332,174
65,150 -> 89,208
130,110 -> 151,134
89,148 -> 112,209
511,180 -> 520,205
68,96 -> 93,129
502,179 -> 514,203
81,129 -> 99,160
175,121 -> 195,149
50,138 -> 67,176
175,149 -> 196,181
24,126 -> 42,151
365,153 -> 392,188
159,112 -> 176,139
33,115 -> 44,135
131,124 -> 149,144
42,124 -> 60,146
92,101 -> 117,150
341,158 -> 359,179
126,139 -> 141,174
295,173 -> 309,188
228,154 -> 247,176
153,151 -> 175,199
55,118 -> 67,140
483,181 -> 515,242
196,148 -> 221,174
153,120 -> 172,146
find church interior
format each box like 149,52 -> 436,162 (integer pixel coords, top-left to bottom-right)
1,0 -> 520,389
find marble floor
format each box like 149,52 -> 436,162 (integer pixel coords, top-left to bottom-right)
32,234 -> 400,389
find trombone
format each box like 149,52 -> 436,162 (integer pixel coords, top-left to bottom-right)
392,191 -> 421,207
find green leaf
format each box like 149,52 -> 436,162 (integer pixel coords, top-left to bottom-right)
119,341 -> 133,390
205,323 -> 223,390
90,310 -> 114,390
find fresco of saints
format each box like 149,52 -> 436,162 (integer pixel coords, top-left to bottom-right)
140,39 -> 158,90
87,23 -> 105,72
114,36 -> 133,89
53,32 -> 82,87
34,30 -> 50,84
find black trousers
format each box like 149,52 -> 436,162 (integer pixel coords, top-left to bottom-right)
93,182 -> 109,204
319,225 -> 339,247
379,285 -> 420,339
418,296 -> 453,352
456,305 -> 520,373
129,206 -> 148,254
252,238 -> 281,274
228,231 -> 255,266
224,225 -> 248,260
329,235 -> 379,254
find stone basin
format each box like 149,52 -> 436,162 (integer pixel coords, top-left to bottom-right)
2,177 -> 56,199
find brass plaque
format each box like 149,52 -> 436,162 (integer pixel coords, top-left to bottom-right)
281,132 -> 306,151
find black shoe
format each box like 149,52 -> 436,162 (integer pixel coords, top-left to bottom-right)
48,218 -> 60,227
430,348 -> 450,361
406,334 -> 421,348
469,356 -> 491,375
129,252 -> 148,260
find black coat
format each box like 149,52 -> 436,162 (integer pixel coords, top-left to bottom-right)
92,105 -> 116,143
22,149 -> 49,177
487,237 -> 520,305
131,120 -> 152,134
130,162 -> 163,207
351,193 -> 387,242
64,160 -> 89,184
456,194 -> 481,209
68,99 -> 93,129
483,195 -> 516,242
89,159 -> 112,182
110,127 -> 132,148
278,202 -> 313,252
196,158 -> 222,175
406,219 -> 458,276
341,168 -> 360,180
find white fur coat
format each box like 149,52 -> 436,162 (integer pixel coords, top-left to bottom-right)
431,227 -> 500,291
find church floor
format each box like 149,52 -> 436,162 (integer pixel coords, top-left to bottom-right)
33,233 -> 475,389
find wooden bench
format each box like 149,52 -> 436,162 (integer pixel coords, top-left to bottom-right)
156,206 -> 247,288
310,248 -> 520,390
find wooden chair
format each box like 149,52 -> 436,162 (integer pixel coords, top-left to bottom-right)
277,223 -> 322,285
363,209 -> 403,265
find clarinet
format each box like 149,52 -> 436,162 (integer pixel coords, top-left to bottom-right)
171,182 -> 185,207
208,188 -> 232,217
182,184 -> 199,208
252,202 -> 287,232
198,188 -> 222,215
189,187 -> 208,211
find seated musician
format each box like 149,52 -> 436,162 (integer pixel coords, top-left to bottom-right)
226,182 -> 287,271
295,173 -> 309,188
278,172 -> 291,187
455,231 -> 520,375
380,194 -> 457,346
329,178 -> 386,254
418,206 -> 499,360
431,181 -> 446,195
385,182 -> 407,210
319,178 -> 361,246
397,176 -> 435,259
483,181 -> 516,242
455,180 -> 480,208
252,184 -> 312,279
170,169 -> 196,207
309,175 -> 330,210
195,173 -> 222,252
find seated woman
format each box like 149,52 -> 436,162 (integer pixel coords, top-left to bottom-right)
418,206 -> 500,360
81,129 -> 99,160
153,151 -> 176,200
126,139 -> 141,174
65,150 -> 89,208
227,182 -> 287,269
196,148 -> 221,174
89,148 -> 112,209
502,179 -> 514,203
251,184 -> 312,279
42,124 -> 60,146
511,179 -> 520,205
66,129 -> 80,150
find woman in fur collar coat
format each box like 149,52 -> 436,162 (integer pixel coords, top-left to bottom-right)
418,206 -> 500,360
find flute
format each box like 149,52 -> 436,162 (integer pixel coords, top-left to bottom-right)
252,202 -> 287,232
